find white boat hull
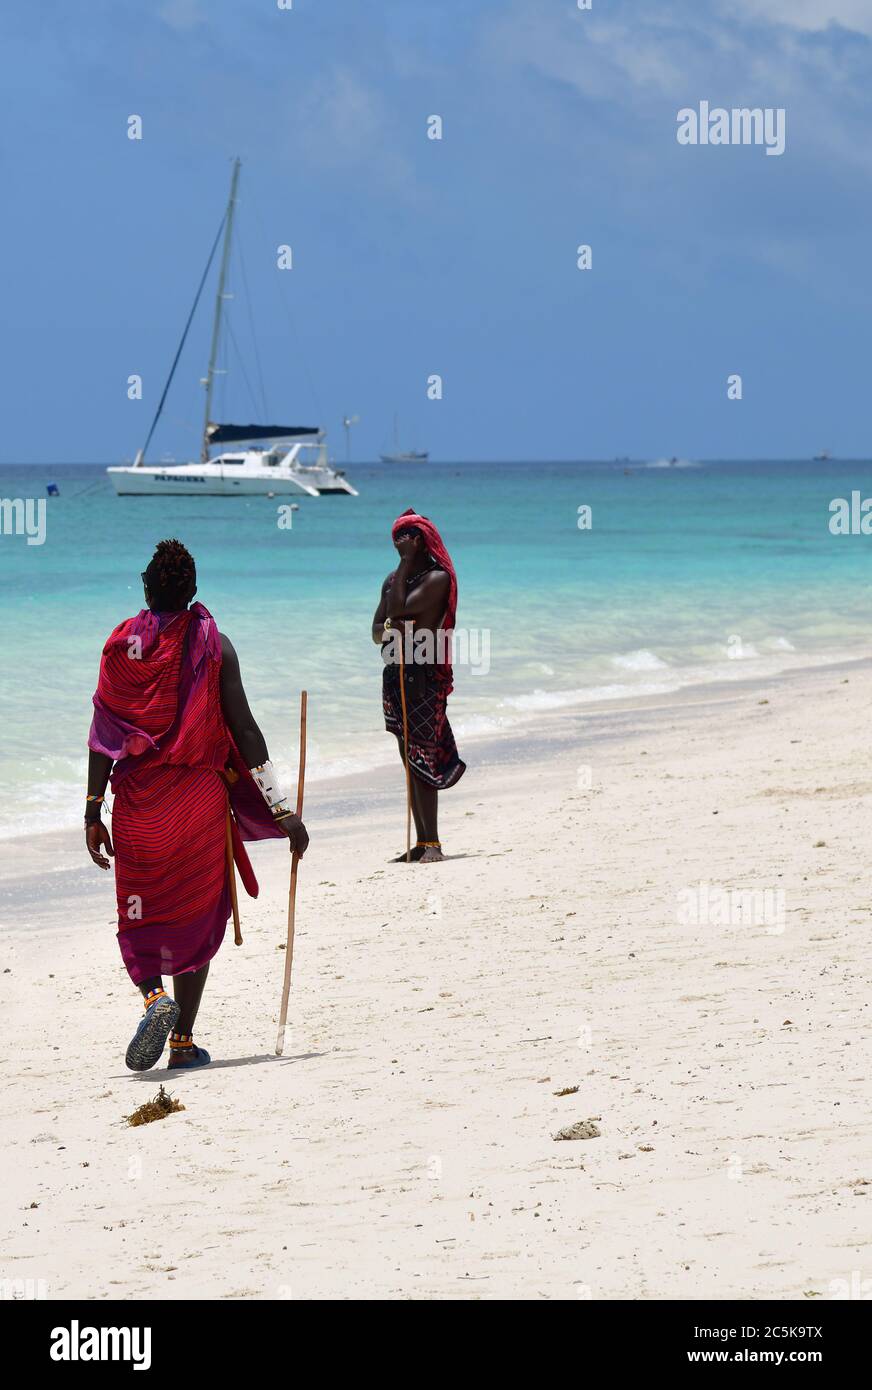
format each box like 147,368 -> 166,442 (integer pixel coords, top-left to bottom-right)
292,467 -> 358,496
107,464 -> 320,497
108,442 -> 358,497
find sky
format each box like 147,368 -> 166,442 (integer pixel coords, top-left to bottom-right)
2,0 -> 871,463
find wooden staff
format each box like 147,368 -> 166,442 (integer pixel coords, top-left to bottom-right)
397,622 -> 413,864
225,804 -> 242,945
275,690 -> 308,1056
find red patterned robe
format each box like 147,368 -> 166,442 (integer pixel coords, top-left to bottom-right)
89,604 -> 281,983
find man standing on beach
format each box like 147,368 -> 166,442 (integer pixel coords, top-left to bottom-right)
372,509 -> 466,862
85,538 -> 309,1071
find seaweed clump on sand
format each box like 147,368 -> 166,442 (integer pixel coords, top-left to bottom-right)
126,1085 -> 185,1127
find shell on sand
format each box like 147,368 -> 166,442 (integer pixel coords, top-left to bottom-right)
553,1119 -> 600,1141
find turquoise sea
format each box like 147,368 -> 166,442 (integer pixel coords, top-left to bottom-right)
1,457 -> 871,842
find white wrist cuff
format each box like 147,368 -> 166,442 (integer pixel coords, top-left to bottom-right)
249,760 -> 290,814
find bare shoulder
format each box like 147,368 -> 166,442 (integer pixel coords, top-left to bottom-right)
422,569 -> 450,594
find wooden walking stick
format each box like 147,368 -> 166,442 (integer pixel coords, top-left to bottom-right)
275,690 -> 308,1056
397,622 -> 413,864
225,804 -> 242,945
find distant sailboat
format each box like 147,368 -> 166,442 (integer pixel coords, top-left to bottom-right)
379,414 -> 428,463
108,159 -> 357,497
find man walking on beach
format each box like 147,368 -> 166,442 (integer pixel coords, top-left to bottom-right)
85,538 -> 309,1071
372,509 -> 466,862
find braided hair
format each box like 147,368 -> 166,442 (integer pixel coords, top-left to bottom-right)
143,538 -> 197,611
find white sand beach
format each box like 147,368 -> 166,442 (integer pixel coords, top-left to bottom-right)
1,660 -> 870,1301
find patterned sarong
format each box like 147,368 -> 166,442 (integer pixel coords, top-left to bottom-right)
383,663 -> 466,790
380,538 -> 466,791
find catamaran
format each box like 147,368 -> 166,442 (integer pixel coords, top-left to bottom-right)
109,431 -> 357,498
108,160 -> 357,498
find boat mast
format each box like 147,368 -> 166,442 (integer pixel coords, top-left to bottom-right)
201,157 -> 241,461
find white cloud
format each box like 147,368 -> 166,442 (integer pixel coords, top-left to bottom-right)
488,0 -> 872,173
730,1 -> 872,38
489,8 -> 692,104
158,0 -> 206,32
293,66 -> 417,194
480,0 -> 872,295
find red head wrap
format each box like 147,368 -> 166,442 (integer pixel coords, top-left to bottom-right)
391,509 -> 458,689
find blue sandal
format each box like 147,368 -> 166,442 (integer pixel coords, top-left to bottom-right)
168,1044 -> 212,1071
125,993 -> 180,1072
